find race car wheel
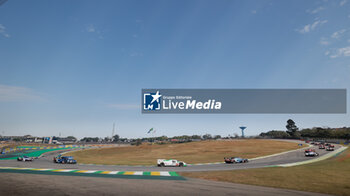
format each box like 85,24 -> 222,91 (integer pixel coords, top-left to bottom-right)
179,163 -> 184,167
161,163 -> 165,167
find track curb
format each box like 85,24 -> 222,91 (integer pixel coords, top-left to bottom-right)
0,166 -> 181,177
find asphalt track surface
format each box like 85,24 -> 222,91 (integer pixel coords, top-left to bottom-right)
0,142 -> 340,172
0,141 -> 339,196
0,172 -> 330,196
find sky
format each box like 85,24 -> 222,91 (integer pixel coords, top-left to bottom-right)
0,0 -> 349,139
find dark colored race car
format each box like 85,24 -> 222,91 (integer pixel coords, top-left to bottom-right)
304,149 -> 319,157
53,155 -> 77,164
17,156 -> 34,162
224,157 -> 249,163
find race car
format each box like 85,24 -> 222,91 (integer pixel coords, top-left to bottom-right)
326,145 -> 335,151
17,156 -> 34,162
304,149 -> 319,157
157,159 -> 186,167
53,155 -> 77,164
319,144 -> 325,149
224,157 -> 249,163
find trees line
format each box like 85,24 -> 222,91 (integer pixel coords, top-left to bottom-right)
60,120 -> 350,143
79,134 -> 224,143
260,127 -> 350,140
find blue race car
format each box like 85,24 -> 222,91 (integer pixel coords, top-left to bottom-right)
53,155 -> 77,164
224,157 -> 249,163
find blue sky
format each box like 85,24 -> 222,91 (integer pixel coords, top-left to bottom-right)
0,0 -> 349,139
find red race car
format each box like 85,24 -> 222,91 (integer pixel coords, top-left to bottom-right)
326,145 -> 335,151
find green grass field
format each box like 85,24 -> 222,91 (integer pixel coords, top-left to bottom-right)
181,147 -> 350,196
0,148 -> 78,160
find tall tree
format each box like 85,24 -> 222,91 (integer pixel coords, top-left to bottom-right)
113,134 -> 120,142
66,136 -> 77,141
202,134 -> 212,140
286,119 -> 300,138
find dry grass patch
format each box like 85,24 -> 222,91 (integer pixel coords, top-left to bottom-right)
181,148 -> 350,196
66,139 -> 302,165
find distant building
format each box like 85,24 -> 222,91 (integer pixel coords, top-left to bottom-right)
0,135 -> 77,144
56,137 -> 77,144
34,137 -> 43,143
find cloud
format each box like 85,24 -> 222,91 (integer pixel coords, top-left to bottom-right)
85,24 -> 104,39
340,0 -> 347,6
307,6 -> 325,14
86,24 -> 96,33
107,104 -> 140,110
320,37 -> 330,45
0,24 -> 10,38
331,29 -> 346,39
329,46 -> 350,58
0,84 -> 44,102
297,20 -> 328,34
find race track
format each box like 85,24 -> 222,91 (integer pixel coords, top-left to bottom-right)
0,143 -> 341,172
0,141 -> 341,196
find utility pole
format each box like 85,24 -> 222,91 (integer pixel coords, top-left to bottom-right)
112,122 -> 115,141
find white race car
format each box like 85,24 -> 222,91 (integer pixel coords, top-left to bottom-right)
17,156 -> 34,161
157,159 -> 187,167
304,149 -> 319,157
